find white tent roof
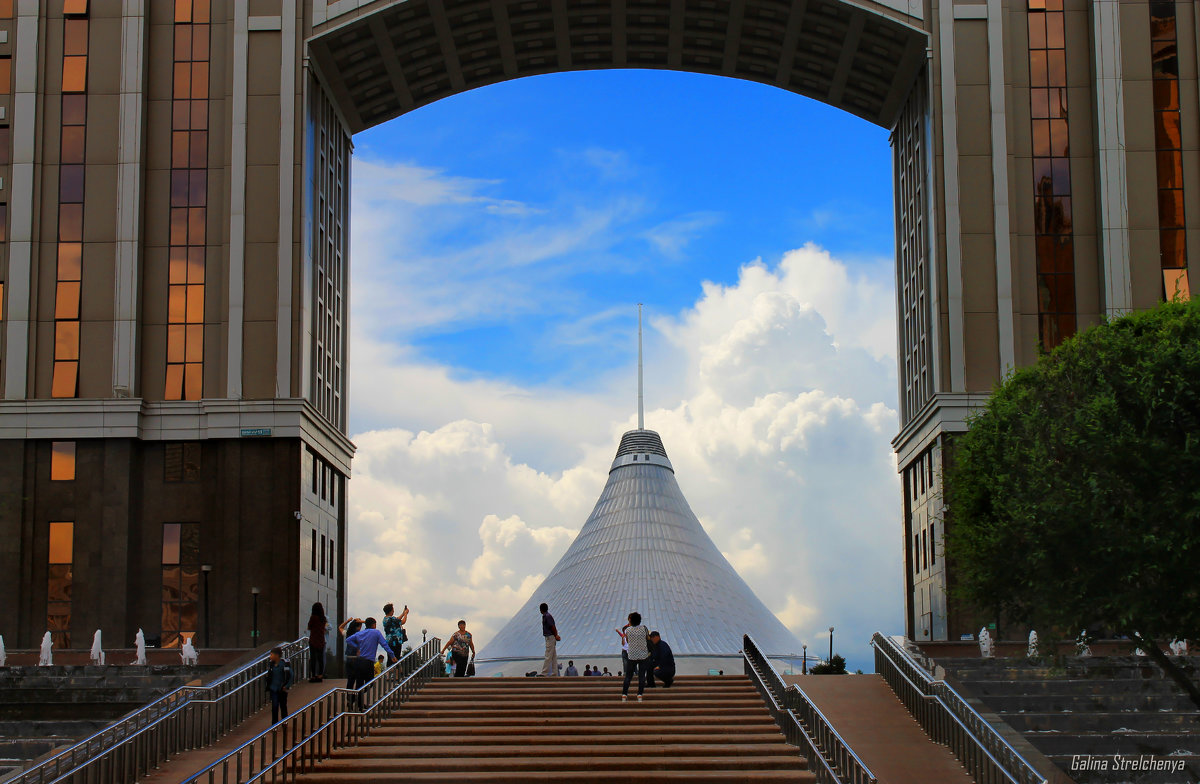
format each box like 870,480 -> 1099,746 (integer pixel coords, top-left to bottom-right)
476,429 -> 802,663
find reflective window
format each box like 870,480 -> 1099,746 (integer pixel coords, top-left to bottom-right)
48,522 -> 73,647
0,58 -> 10,94
0,1 -> 12,18
1150,1 -> 1191,300
50,441 -> 76,480
51,11 -> 89,399
165,4 -> 209,399
0,202 -> 6,244
1027,1 -> 1076,349
161,522 -> 200,648
164,441 -> 201,482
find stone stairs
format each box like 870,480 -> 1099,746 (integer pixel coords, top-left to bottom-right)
937,656 -> 1200,783
295,674 -> 816,782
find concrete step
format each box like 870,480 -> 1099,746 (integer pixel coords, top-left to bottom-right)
400,697 -> 765,710
1001,712 -> 1200,733
373,717 -> 780,733
297,771 -> 816,783
983,692 -> 1198,713
308,754 -> 808,773
411,687 -> 756,699
331,743 -> 796,759
380,712 -> 777,727
393,706 -> 769,720
957,678 -> 1187,697
355,732 -> 788,746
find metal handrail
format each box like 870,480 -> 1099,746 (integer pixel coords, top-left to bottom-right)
871,633 -> 1048,784
5,636 -> 312,784
183,637 -> 444,784
743,634 -> 876,784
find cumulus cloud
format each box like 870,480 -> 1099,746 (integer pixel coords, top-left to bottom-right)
346,234 -> 904,670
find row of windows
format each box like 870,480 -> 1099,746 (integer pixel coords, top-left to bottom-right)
310,529 -> 335,580
895,79 -> 931,423
48,441 -> 201,482
1150,2 -> 1192,302
1027,0 -> 1076,351
165,1 -> 210,401
304,446 -> 340,506
50,6 -> 88,398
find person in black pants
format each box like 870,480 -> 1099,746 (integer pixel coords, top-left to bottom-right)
648,631 -> 675,688
621,612 -> 652,701
440,620 -> 476,677
264,647 -> 294,724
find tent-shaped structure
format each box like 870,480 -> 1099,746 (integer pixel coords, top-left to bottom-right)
475,428 -> 802,674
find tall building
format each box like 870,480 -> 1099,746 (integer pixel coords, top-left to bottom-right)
0,1 -> 1192,649
476,429 -> 803,675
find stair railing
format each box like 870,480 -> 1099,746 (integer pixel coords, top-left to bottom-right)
743,634 -> 876,784
871,632 -> 1048,784
181,636 -> 444,784
2,637 -> 310,784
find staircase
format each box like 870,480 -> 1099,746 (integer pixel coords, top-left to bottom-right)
937,656 -> 1200,783
294,675 -> 816,782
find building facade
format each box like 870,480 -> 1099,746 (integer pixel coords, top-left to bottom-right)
0,0 -> 1191,649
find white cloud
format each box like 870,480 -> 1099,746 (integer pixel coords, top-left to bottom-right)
346,237 -> 904,670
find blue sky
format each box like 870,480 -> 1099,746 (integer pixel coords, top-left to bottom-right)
345,68 -> 902,673
352,69 -> 894,390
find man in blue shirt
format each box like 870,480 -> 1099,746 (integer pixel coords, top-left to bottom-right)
539,602 -> 560,676
345,617 -> 396,697
648,631 -> 675,688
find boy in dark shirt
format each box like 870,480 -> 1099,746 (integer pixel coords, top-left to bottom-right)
264,647 -> 294,723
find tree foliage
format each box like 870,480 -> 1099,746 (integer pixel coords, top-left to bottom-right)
810,654 -> 847,675
944,300 -> 1200,703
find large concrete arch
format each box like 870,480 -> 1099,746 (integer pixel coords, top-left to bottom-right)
308,0 -> 928,132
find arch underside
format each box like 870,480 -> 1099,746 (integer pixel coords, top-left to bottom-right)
309,0 -> 929,133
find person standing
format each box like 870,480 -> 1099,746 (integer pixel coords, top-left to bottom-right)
338,616 -> 363,690
345,618 -> 396,693
264,647 -> 293,724
306,602 -> 330,682
648,631 -> 675,688
440,620 -> 475,677
621,612 -> 652,702
565,660 -> 579,676
539,603 -> 560,676
382,603 -> 408,655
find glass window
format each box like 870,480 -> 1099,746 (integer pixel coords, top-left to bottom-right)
311,529 -> 317,571
164,443 -> 200,482
162,522 -> 199,648
320,534 -> 326,576
59,165 -> 85,203
49,522 -> 73,563
0,58 -> 10,94
51,441 -> 76,480
62,56 -> 88,93
60,126 -> 85,165
0,1 -> 12,18
64,0 -> 89,14
64,18 -> 89,56
0,126 -> 9,166
0,203 -> 6,244
51,361 -> 78,398
0,281 -> 5,320
329,539 -> 335,580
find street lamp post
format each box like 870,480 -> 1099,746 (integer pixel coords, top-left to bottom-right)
422,629 -> 428,644
251,587 -> 261,647
828,626 -> 835,664
802,644 -> 807,675
201,564 -> 212,648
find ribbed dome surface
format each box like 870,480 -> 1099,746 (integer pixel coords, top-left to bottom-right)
476,430 -> 801,662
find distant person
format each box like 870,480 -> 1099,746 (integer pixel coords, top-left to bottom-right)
648,631 -> 675,688
306,602 -> 330,682
345,617 -> 396,695
338,616 -> 364,690
382,603 -> 409,656
440,620 -> 475,677
589,665 -> 603,677
374,654 -> 385,677
565,660 -> 579,676
583,664 -> 592,676
539,603 -> 560,676
602,667 -> 613,677
621,612 -> 652,702
264,647 -> 293,724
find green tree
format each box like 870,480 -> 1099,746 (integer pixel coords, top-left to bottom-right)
810,654 -> 847,675
944,299 -> 1200,708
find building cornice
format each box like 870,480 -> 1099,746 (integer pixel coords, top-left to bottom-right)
0,398 -> 356,474
891,392 -> 991,468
